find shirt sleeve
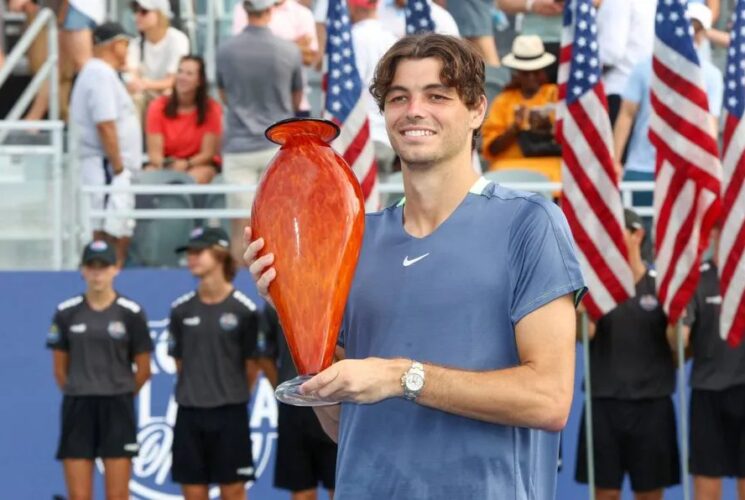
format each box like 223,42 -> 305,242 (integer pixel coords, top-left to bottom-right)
129,308 -> 154,356
597,0 -> 630,69
241,310 -> 260,360
168,308 -> 182,359
205,100 -> 223,135
508,197 -> 587,326
46,310 -> 69,351
313,0 -> 328,23
90,68 -> 119,124
622,60 -> 648,105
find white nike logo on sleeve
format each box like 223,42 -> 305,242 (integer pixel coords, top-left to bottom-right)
403,253 -> 430,267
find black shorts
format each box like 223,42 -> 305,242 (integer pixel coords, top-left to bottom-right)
172,403 -> 255,485
690,385 -> 745,477
274,403 -> 337,492
575,397 -> 680,492
56,393 -> 138,460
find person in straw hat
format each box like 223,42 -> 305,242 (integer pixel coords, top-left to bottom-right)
481,34 -> 562,182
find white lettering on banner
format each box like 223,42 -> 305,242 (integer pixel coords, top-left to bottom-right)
118,319 -> 279,499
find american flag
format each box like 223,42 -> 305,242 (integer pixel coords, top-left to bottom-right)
720,0 -> 745,346
323,0 -> 379,210
557,0 -> 635,320
405,0 -> 435,34
650,0 -> 722,325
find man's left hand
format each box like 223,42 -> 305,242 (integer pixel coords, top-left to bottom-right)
300,358 -> 408,404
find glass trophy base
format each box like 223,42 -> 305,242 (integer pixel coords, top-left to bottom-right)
275,375 -> 339,407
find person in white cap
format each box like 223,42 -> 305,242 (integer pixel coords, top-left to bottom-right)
481,35 -> 561,180
126,0 -> 190,117
70,22 -> 143,266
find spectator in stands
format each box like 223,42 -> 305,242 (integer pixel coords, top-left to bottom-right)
9,0 -> 103,121
375,0 -> 460,39
46,240 -> 152,500
481,35 -> 561,183
442,0 -> 500,66
575,208 -> 680,500
145,56 -> 222,184
676,227 -> 745,500
256,305 -> 338,500
613,3 -> 723,208
497,0 -> 563,82
70,23 -> 142,266
126,0 -> 190,120
349,0 -> 398,176
232,0 -> 318,116
313,0 -> 459,72
596,0 -> 656,126
217,0 -> 303,258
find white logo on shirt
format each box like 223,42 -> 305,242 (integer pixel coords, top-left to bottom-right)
183,316 -> 201,326
705,295 -> 722,305
124,443 -> 140,452
70,323 -> 87,334
403,253 -> 430,267
236,466 -> 255,476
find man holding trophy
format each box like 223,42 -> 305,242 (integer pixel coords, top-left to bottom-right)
245,33 -> 586,500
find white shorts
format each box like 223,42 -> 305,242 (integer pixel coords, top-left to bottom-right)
80,156 -> 135,238
222,148 -> 279,213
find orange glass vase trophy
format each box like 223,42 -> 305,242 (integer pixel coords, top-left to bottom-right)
251,118 -> 365,406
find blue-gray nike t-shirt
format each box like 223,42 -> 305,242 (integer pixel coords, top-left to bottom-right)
335,177 -> 586,500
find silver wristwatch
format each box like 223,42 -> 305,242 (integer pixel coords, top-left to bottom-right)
401,361 -> 425,401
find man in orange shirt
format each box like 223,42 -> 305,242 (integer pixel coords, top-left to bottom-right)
481,35 -> 561,182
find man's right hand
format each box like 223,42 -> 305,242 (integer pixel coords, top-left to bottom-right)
243,227 -> 276,307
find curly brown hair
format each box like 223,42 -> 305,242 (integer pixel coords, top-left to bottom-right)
369,34 -> 486,112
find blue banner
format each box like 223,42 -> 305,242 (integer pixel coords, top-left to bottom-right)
0,270 -> 704,499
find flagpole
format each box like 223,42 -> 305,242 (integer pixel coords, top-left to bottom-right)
676,319 -> 690,500
581,312 -> 596,500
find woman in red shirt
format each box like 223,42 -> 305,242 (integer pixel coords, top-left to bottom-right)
145,55 -> 222,184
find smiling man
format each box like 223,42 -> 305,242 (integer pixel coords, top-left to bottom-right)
245,34 -> 586,499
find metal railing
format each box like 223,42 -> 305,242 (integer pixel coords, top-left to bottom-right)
0,7 -> 59,123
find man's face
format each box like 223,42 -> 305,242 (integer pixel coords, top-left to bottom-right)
112,39 -> 130,69
383,57 -> 485,170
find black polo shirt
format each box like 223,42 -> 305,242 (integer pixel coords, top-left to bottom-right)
46,294 -> 153,396
589,269 -> 675,399
168,289 -> 259,408
685,261 -> 745,391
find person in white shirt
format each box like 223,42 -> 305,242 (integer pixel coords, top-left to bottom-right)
313,0 -> 459,71
596,0 -> 656,125
71,23 -> 143,266
348,0 -> 399,176
375,0 -> 460,39
126,0 -> 190,117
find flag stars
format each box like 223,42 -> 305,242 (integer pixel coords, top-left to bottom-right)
343,63 -> 353,74
331,101 -> 342,112
574,70 -> 584,79
414,1 -> 424,10
331,85 -> 341,95
344,80 -> 354,90
675,26 -> 685,37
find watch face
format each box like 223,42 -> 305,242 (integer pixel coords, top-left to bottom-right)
406,373 -> 424,392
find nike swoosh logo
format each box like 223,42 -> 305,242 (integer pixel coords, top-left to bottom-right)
403,253 -> 430,267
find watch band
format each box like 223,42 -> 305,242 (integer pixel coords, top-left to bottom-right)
401,360 -> 425,401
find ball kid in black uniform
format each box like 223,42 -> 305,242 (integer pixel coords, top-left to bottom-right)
46,240 -> 153,500
256,305 -> 337,500
575,210 -> 680,500
169,227 -> 260,500
679,228 -> 745,500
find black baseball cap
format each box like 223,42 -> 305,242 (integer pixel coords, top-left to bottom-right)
81,240 -> 117,266
93,22 -> 132,45
624,208 -> 644,231
176,227 -> 230,253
